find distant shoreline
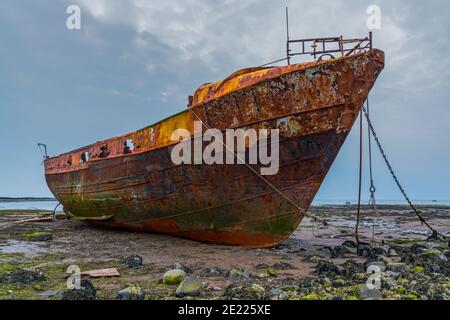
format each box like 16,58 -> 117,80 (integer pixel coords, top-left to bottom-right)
0,197 -> 56,202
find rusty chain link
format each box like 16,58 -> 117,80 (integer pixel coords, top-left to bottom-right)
361,102 -> 439,239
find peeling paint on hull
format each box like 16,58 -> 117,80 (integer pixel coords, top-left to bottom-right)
44,49 -> 385,247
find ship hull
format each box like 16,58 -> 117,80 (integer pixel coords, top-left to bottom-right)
44,50 -> 384,247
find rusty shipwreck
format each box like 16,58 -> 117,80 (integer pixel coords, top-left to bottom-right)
43,34 -> 384,247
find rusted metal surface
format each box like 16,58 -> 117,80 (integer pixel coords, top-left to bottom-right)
286,33 -> 373,62
44,49 -> 384,247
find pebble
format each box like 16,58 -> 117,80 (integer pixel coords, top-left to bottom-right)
360,285 -> 382,300
315,260 -> 340,277
117,285 -> 145,300
61,279 -> 96,300
175,277 -> 203,298
199,267 -> 225,277
123,254 -> 143,269
224,283 -> 266,300
173,262 -> 193,274
410,243 -> 428,255
163,269 -> 186,285
227,267 -> 250,281
386,262 -> 409,274
357,244 -> 372,257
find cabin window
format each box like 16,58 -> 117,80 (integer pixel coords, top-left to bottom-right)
80,152 -> 90,163
67,156 -> 72,166
99,145 -> 110,158
124,139 -> 135,154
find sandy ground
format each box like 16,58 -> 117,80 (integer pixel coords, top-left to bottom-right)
0,205 -> 448,300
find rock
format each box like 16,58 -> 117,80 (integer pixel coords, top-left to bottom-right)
315,260 -> 339,277
61,279 -> 96,300
250,284 -> 266,299
280,285 -> 297,292
364,260 -> 386,272
342,240 -> 358,248
364,255 -> 390,270
279,292 -> 290,300
357,244 -> 372,257
411,266 -> 425,273
54,212 -> 68,220
255,263 -> 270,270
269,288 -> 281,297
340,260 -> 364,279
175,277 -> 202,297
297,278 -> 314,289
378,255 -> 393,265
256,272 -> 270,279
300,293 -> 319,300
304,255 -> 321,263
123,254 -> 143,269
319,277 -> 333,287
173,262 -> 193,274
386,263 -> 409,274
403,293 -> 418,300
414,282 -> 431,296
272,262 -> 294,270
0,269 -> 45,285
269,288 -> 288,300
422,249 -> 447,266
372,247 -> 387,256
410,243 -> 428,255
327,245 -> 351,258
360,286 -> 381,300
269,288 -> 289,300
332,278 -> 347,288
381,274 -> 399,289
199,267 -> 225,277
117,285 -> 145,300
224,283 -> 266,300
163,269 -> 186,285
227,267 -> 250,281
20,232 -> 53,242
401,254 -> 416,264
429,264 -> 441,273
383,270 -> 401,280
387,247 -> 399,257
265,267 -> 277,277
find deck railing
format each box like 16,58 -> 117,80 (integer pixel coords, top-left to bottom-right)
286,32 -> 373,64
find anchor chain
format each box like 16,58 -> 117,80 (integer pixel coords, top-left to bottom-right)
365,98 -> 380,245
361,100 -> 439,239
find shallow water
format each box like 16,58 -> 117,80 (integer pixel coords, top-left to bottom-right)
0,239 -> 48,254
0,201 -> 59,211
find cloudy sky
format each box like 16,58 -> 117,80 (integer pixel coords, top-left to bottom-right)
0,0 -> 449,202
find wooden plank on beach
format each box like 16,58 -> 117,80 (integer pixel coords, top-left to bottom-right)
14,216 -> 53,223
80,268 -> 121,278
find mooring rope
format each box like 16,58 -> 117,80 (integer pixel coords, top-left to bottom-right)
188,107 -> 336,229
188,95 -> 442,242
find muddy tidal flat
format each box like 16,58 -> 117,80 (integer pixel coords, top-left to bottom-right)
0,205 -> 448,300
